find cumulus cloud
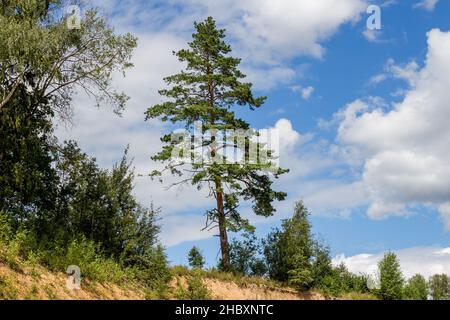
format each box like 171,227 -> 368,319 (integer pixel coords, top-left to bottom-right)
91,0 -> 367,91
332,29 -> 450,224
180,0 -> 367,60
334,246 -> 450,279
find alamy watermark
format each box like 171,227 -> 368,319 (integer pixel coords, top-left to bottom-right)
66,265 -> 81,290
367,5 -> 382,30
170,122 -> 281,171
66,5 -> 81,30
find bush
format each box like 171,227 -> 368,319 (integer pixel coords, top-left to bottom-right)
0,211 -> 12,244
172,265 -> 192,277
135,245 -> 172,288
0,229 -> 38,271
175,270 -> 212,300
318,264 -> 370,297
63,237 -> 127,283
0,275 -> 18,300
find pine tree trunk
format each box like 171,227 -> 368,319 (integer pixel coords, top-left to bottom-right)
215,178 -> 231,271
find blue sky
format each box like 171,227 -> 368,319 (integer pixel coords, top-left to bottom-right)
58,0 -> 450,278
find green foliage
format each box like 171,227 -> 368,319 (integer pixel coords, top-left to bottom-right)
0,228 -> 37,271
228,232 -> 267,277
261,202 -> 374,296
318,263 -> 370,297
188,246 -> 205,269
0,0 -> 174,296
0,0 -> 137,114
0,85 -> 57,226
175,270 -> 212,300
404,274 -> 428,300
264,202 -> 314,291
310,240 -> 333,288
172,265 -> 192,277
429,274 -> 450,300
145,16 -> 287,269
0,274 -> 18,300
0,2 -> 136,231
55,142 -> 161,263
134,245 -> 172,293
0,211 -> 12,243
63,237 -> 125,283
378,252 -> 404,300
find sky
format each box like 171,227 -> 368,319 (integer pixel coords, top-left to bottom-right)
57,0 -> 450,279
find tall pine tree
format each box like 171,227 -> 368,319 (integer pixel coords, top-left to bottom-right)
146,17 -> 287,270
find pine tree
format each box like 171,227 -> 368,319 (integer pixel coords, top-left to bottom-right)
378,252 -> 404,300
146,17 -> 287,270
188,246 -> 205,269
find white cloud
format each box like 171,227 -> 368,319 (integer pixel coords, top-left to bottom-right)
363,29 -> 382,43
413,0 -> 439,11
161,214 -> 216,247
369,73 -> 388,85
368,59 -> 420,87
332,29 -> 450,225
291,85 -> 315,100
92,0 -> 367,91
334,246 -> 450,279
385,59 -> 420,85
181,0 -> 367,60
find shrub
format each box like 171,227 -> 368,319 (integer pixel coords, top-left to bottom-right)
0,275 -> 18,300
1,229 -> 38,271
318,264 -> 370,297
172,265 -> 191,277
175,270 -> 212,300
0,211 -> 12,244
134,245 -> 172,299
64,237 -> 127,283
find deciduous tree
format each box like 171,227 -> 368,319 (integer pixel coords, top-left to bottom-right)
378,252 -> 404,300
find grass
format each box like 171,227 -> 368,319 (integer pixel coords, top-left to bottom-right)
174,270 -> 212,300
43,284 -> 58,300
340,292 -> 379,300
0,274 -> 18,300
171,265 -> 286,290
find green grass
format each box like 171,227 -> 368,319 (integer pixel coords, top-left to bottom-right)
0,274 -> 18,300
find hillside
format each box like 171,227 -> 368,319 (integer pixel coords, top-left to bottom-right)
0,261 -> 329,300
